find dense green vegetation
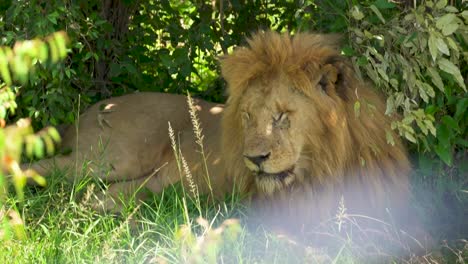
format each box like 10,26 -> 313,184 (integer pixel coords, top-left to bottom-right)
0,0 -> 466,262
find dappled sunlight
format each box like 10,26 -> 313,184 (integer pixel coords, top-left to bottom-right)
209,106 -> 223,115
102,103 -> 117,111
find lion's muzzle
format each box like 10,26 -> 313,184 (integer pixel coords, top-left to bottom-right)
243,153 -> 271,172
256,167 -> 294,181
253,167 -> 296,195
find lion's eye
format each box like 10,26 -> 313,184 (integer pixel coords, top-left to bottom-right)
274,112 -> 285,122
273,112 -> 289,128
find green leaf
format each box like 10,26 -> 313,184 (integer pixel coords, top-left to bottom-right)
373,0 -> 395,9
377,68 -> 389,82
53,32 -> 68,59
173,47 -> 188,65
424,120 -> 437,136
12,55 -> 29,84
428,33 -> 438,62
123,63 -> 137,75
455,98 -> 468,120
341,46 -> 355,56
404,131 -> 417,143
446,37 -> 459,58
404,13 -> 415,21
42,134 -> 55,156
30,173 -> 46,187
0,48 -> 12,85
389,78 -> 398,88
436,37 -> 449,55
37,42 -> 48,62
462,11 -> 468,20
356,56 -> 368,66
434,144 -> 452,166
435,0 -> 447,9
47,127 -> 61,143
444,6 -> 458,13
33,137 -> 45,158
109,63 -> 122,77
159,53 -> 174,68
438,58 -> 466,90
416,80 -> 433,102
64,68 -> 71,78
425,105 -> 438,115
441,22 -> 459,36
180,63 -> 191,78
385,95 -> 395,115
435,13 -> 456,30
370,5 -> 385,23
427,67 -> 444,92
350,6 -> 364,20
418,83 -> 429,102
47,11 -> 59,24
416,121 -> 428,136
437,123 -> 451,146
455,138 -> 468,147
441,115 -> 459,132
364,64 -> 379,85
422,82 -> 435,98
82,52 -> 93,62
26,136 -> 34,158
47,38 -> 59,63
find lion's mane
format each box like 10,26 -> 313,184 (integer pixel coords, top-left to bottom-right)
220,30 -> 411,230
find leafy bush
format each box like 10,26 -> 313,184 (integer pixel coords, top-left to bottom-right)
1,1 -> 117,128
347,0 -> 467,166
1,0 -> 464,169
127,1 -> 319,101
1,0 -> 323,125
0,32 -> 68,240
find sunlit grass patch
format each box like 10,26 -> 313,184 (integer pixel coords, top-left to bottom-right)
0,166 -> 467,263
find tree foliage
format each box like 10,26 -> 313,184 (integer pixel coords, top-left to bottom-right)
347,0 -> 467,166
0,0 -> 466,170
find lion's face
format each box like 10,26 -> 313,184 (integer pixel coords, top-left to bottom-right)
220,31 -> 412,241
221,30 -> 408,201
238,73 -> 325,195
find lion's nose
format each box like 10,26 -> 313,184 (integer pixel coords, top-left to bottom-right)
244,152 -> 271,167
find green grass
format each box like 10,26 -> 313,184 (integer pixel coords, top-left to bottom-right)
0,169 -> 332,263
1,165 -> 467,263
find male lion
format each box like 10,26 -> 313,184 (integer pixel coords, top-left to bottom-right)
25,31 -> 418,244
219,31 -> 416,241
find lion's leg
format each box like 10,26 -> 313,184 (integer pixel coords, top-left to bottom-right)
23,150 -> 147,183
92,162 -> 184,213
22,155 -> 75,181
92,177 -> 149,213
22,154 -> 113,181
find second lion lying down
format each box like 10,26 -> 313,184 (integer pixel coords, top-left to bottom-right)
25,30 -> 417,242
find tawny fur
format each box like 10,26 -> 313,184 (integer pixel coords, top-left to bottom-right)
220,31 -> 411,231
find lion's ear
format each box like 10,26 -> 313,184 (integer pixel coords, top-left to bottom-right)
318,64 -> 338,91
318,56 -> 356,101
